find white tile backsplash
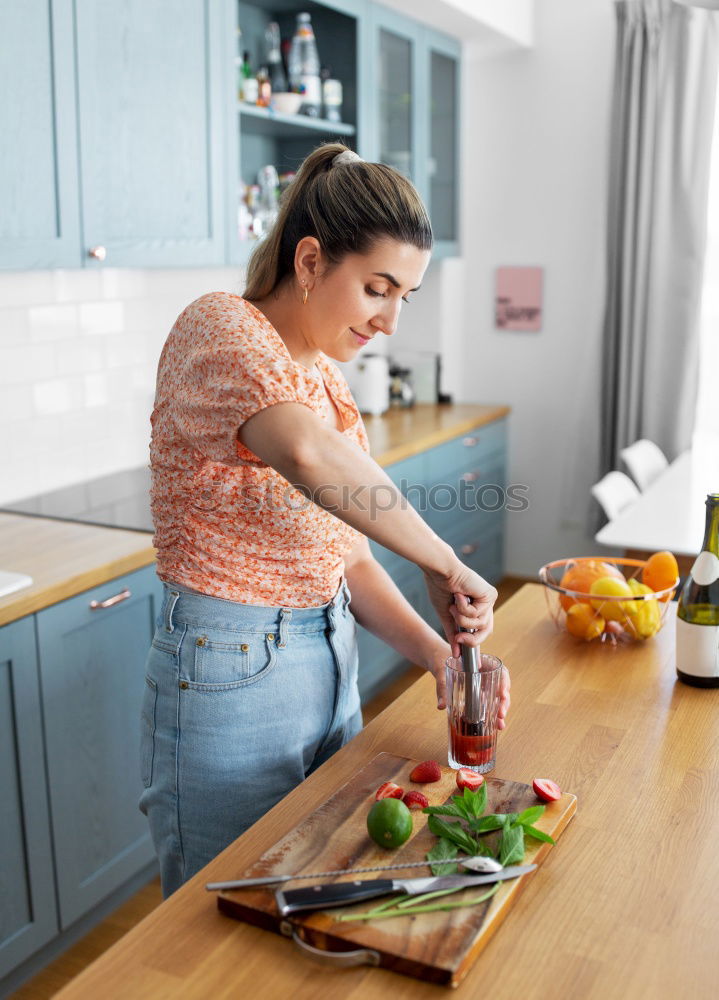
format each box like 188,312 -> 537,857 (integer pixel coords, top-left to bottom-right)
0,266 -> 243,505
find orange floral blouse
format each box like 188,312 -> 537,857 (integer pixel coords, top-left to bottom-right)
149,292 -> 370,607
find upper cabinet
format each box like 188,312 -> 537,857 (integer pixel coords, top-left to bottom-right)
0,0 -> 80,269
0,0 -> 461,271
75,0 -> 229,268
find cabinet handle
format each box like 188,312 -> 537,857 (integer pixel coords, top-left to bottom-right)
460,543 -> 478,556
461,470 -> 481,483
463,436 -> 479,447
90,587 -> 131,610
88,245 -> 107,261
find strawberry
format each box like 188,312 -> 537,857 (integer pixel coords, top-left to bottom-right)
532,778 -> 561,802
375,781 -> 404,801
402,790 -> 429,810
456,767 -> 484,792
409,760 -> 442,783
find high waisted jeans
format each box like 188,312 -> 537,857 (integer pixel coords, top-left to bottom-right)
139,577 -> 362,897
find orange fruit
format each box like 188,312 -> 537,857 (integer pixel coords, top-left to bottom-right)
565,603 -> 604,640
559,560 -> 624,611
642,551 -> 679,601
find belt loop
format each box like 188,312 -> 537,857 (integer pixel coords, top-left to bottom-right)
164,589 -> 180,633
278,607 -> 292,648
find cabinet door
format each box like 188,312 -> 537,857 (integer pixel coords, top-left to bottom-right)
366,4 -> 423,186
424,28 -> 460,257
75,0 -> 228,267
0,0 -> 80,269
36,565 -> 163,929
0,617 -> 58,978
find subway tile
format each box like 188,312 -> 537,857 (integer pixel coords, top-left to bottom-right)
79,301 -> 124,335
0,307 -> 29,344
54,269 -> 102,303
0,270 -> 58,307
28,303 -> 79,342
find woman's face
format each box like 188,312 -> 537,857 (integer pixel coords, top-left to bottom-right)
302,237 -> 431,363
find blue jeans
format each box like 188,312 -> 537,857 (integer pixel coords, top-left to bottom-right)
139,578 -> 362,897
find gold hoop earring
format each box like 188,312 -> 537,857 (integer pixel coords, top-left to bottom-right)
302,286 -> 309,306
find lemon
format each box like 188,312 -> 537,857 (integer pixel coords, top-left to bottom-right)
367,798 -> 413,849
565,603 -> 604,640
589,576 -> 636,622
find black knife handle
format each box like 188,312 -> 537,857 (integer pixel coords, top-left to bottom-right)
275,879 -> 395,916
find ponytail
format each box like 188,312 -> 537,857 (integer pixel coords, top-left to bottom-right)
243,142 -> 433,301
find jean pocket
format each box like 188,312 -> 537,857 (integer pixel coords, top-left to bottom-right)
140,676 -> 158,788
184,628 -> 278,690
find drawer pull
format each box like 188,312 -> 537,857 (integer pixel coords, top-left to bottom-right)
90,587 -> 131,610
460,543 -> 478,556
461,470 -> 481,483
462,436 -> 479,447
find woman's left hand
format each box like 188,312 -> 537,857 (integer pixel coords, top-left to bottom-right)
423,639 -> 511,725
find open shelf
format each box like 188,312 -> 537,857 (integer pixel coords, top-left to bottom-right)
239,103 -> 356,140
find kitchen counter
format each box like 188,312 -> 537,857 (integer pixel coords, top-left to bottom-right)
54,584 -> 719,999
0,403 -> 508,626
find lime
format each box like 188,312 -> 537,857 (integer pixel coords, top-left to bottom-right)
366,798 -> 413,849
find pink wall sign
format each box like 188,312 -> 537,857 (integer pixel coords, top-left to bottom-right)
495,266 -> 543,331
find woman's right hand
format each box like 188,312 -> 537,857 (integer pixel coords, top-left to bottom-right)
423,558 -> 498,658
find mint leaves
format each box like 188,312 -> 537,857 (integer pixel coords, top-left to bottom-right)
423,783 -> 555,868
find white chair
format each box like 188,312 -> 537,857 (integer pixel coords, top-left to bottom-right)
619,439 -> 668,492
591,471 -> 641,521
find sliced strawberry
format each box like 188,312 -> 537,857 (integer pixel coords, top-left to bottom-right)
456,767 -> 484,792
375,781 -> 404,801
409,760 -> 442,783
402,790 -> 429,810
532,778 -> 561,802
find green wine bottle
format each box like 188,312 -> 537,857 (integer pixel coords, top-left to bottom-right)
676,493 -> 719,687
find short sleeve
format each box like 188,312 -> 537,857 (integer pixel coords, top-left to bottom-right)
164,294 -> 318,465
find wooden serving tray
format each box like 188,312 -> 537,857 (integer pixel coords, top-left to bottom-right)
217,753 -> 576,987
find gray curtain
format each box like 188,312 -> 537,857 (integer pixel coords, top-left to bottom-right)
601,0 -> 719,477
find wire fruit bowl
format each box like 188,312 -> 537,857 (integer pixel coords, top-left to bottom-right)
538,557 -> 679,645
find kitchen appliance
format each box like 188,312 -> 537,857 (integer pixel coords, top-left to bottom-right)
216,752 -> 576,987
346,354 -> 390,415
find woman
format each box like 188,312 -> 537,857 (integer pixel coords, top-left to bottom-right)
140,143 -> 510,896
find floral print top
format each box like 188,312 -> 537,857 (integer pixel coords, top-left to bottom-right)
150,292 -> 370,607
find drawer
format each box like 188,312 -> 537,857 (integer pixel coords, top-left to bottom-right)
424,454 -> 507,537
424,419 -> 507,484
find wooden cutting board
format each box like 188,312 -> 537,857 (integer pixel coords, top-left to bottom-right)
217,753 -> 576,987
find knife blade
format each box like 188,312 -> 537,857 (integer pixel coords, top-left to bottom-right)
275,864 -> 536,916
205,854 -> 503,891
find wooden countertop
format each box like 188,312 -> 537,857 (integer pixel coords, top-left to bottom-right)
0,515 -> 156,627
55,584 -> 719,1000
0,405 -> 508,626
363,402 -> 509,466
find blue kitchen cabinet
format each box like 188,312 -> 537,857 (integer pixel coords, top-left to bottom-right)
364,5 -> 460,258
0,617 -> 58,980
75,0 -> 230,268
0,0 -> 81,269
356,418 -> 507,700
35,565 -> 163,930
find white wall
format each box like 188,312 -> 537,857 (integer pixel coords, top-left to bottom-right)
459,0 -> 615,575
0,268 -> 243,505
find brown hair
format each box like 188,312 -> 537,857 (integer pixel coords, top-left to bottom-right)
243,142 -> 433,301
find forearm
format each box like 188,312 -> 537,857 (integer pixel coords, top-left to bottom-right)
345,555 -> 448,670
239,402 -> 455,577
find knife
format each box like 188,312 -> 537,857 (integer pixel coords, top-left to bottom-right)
205,854 -> 503,891
275,864 -> 536,916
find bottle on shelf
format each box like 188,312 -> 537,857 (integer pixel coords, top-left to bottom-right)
288,12 -> 321,117
265,21 -> 288,94
256,66 -> 271,107
321,66 -> 343,123
676,492 -> 719,687
240,50 -> 259,104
